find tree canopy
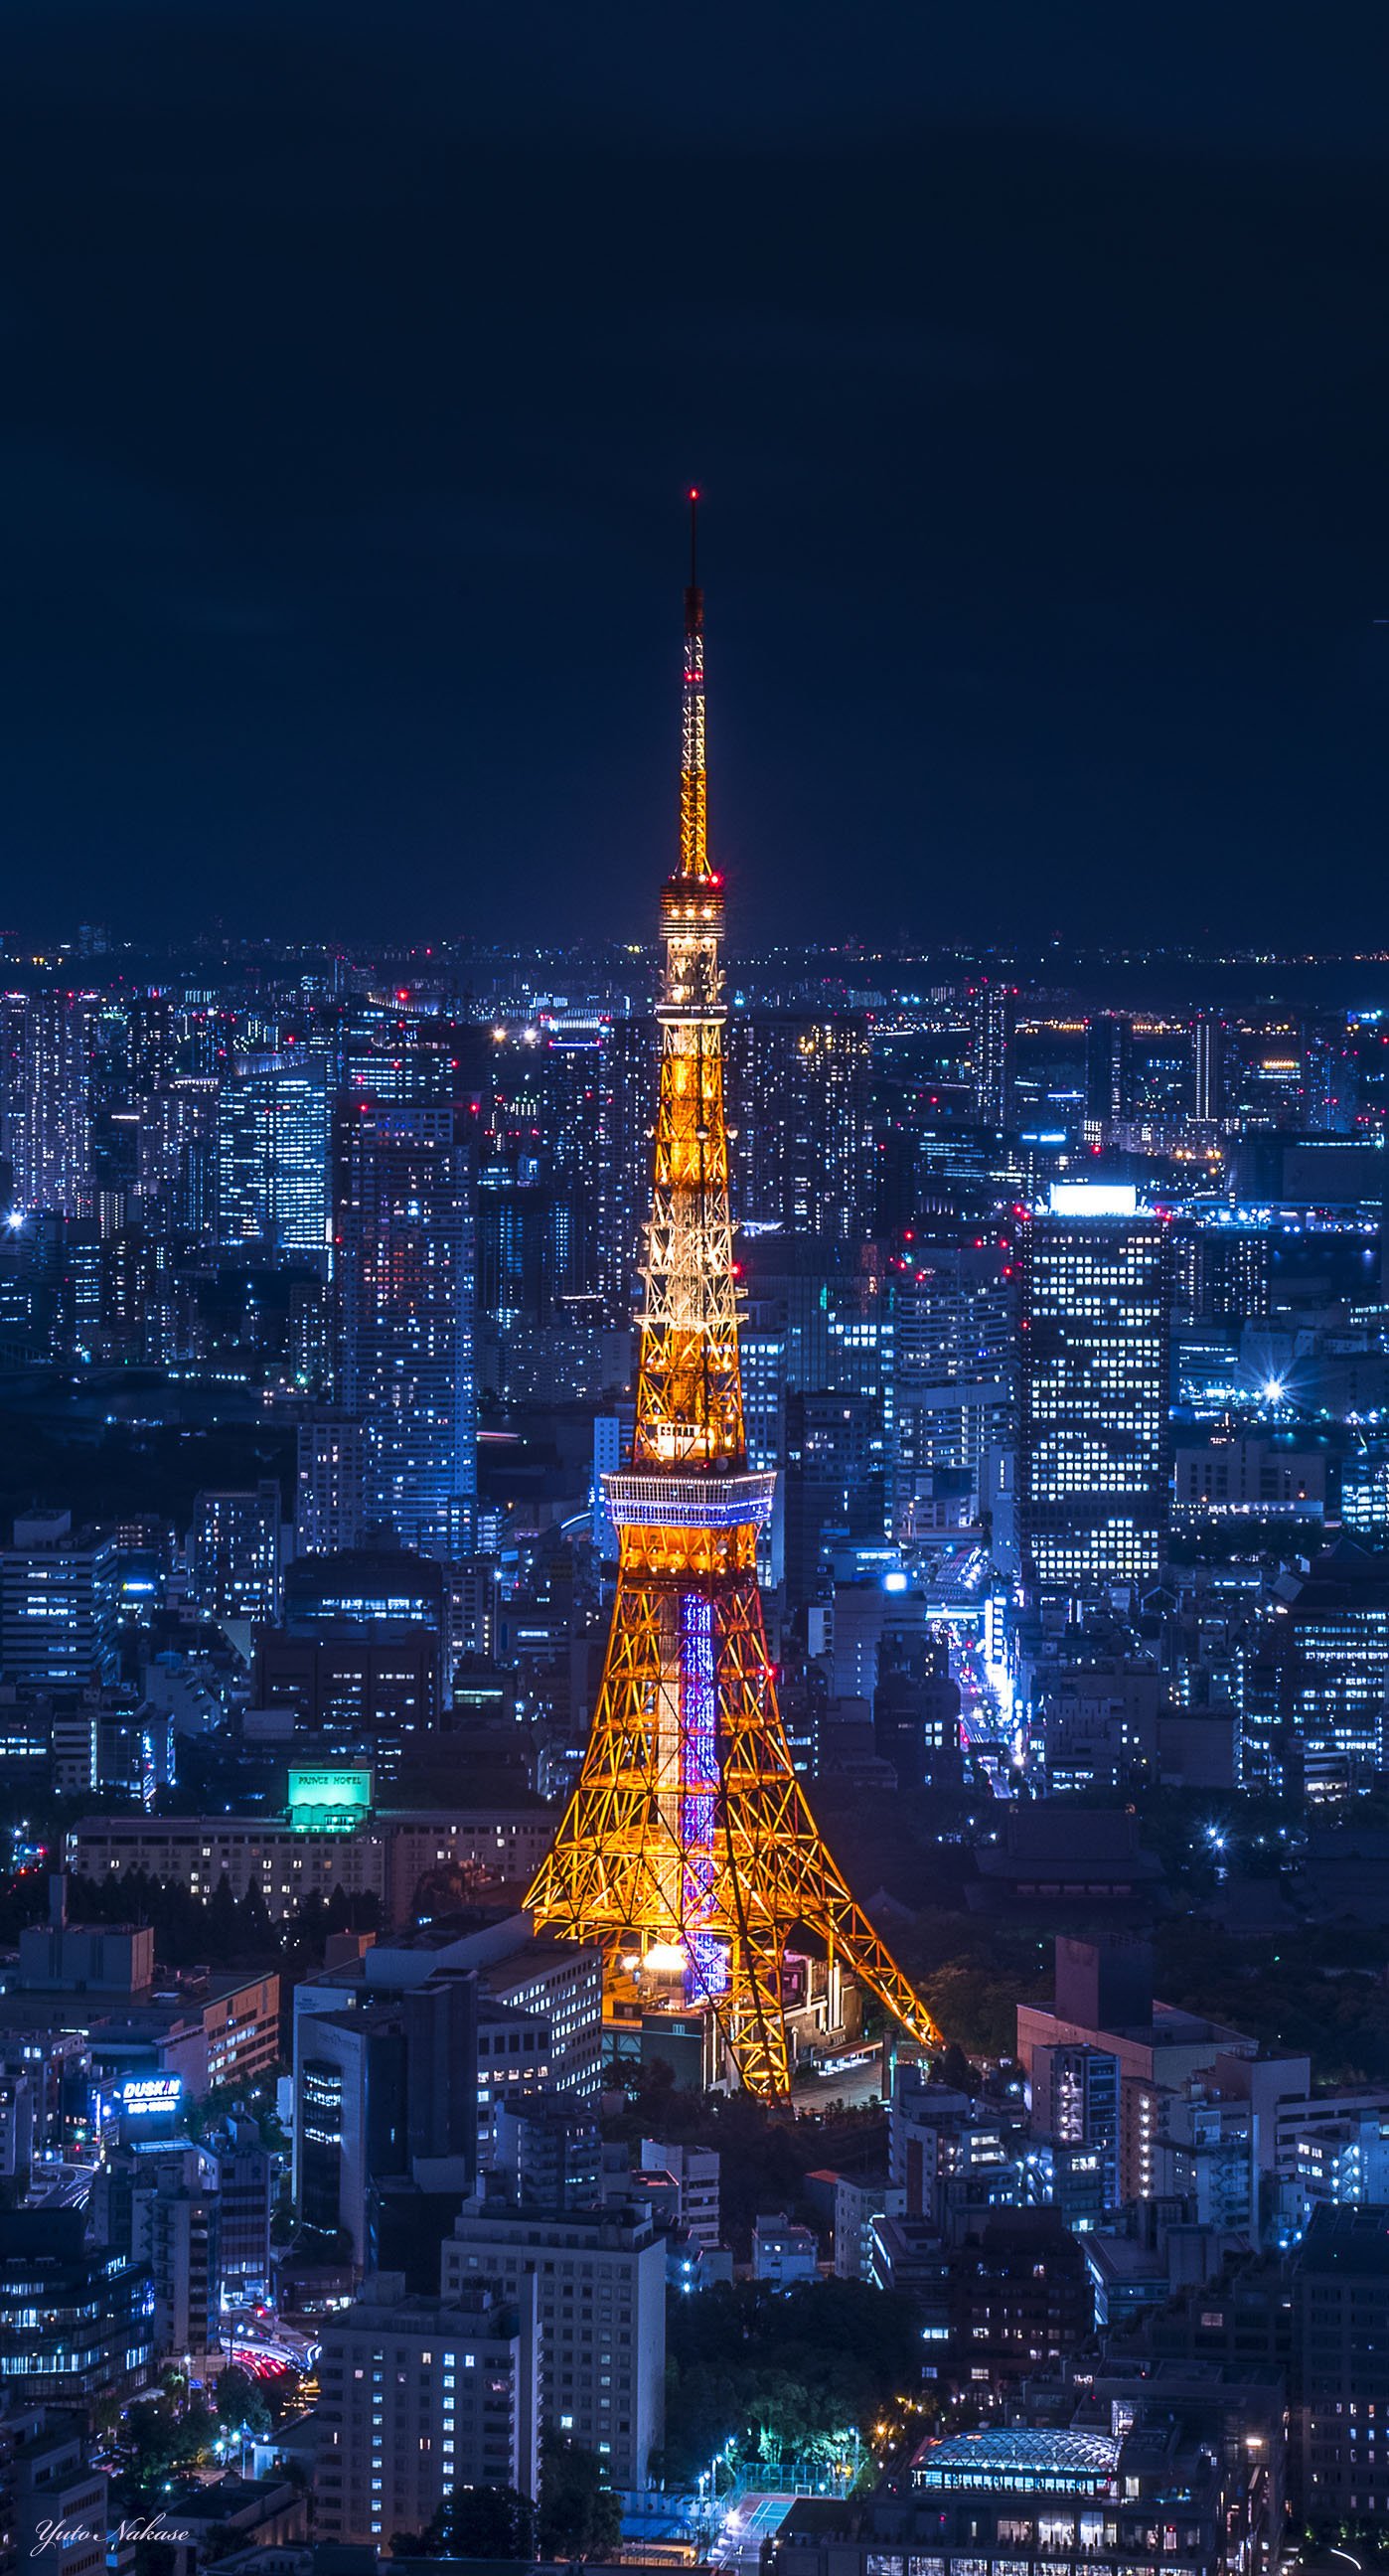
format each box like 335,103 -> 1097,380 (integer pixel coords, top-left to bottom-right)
661,2278 -> 922,2485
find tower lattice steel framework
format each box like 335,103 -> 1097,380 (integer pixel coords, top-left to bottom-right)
527,499 -> 941,2096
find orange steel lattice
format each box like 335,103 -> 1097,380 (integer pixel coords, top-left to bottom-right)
527,500 -> 941,2096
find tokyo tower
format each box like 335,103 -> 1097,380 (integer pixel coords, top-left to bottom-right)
527,498 -> 941,2097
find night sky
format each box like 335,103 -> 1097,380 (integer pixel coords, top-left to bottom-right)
3,2 -> 1387,951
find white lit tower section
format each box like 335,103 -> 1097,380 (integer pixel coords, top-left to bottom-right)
1016,1182 -> 1173,1600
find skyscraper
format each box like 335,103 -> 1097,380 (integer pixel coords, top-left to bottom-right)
216,1054 -> 329,1251
1191,1013 -> 1225,1125
1085,1013 -> 1133,1126
1016,1182 -> 1172,1598
135,1079 -> 218,1236
336,1100 -> 476,1557
0,991 -> 94,1217
892,1242 -> 1012,1532
967,978 -> 1016,1129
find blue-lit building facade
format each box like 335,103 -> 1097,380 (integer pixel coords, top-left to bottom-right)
336,1100 -> 477,1558
216,1053 -> 329,1252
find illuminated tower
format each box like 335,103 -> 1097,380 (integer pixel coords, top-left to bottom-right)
528,499 -> 940,2096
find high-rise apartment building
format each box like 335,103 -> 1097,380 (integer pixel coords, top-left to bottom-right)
492,2094 -> 602,2211
0,991 -> 94,1217
1016,1184 -> 1172,1598
336,1101 -> 476,1558
725,1011 -> 872,1244
10,2409 -> 109,2576
967,979 -> 1016,1129
1177,1217 -> 1270,1325
217,1055 -> 329,1252
1191,1013 -> 1225,1124
315,2275 -> 540,2546
135,1079 -> 218,1235
296,1416 -> 368,1556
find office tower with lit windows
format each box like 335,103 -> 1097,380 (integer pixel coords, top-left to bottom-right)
216,1055 -> 329,1252
1241,1545 -> 1389,1798
136,1080 -> 218,1236
967,977 -> 1016,1129
1016,1183 -> 1172,1599
740,1304 -> 788,1592
0,1510 -> 118,1688
1177,1217 -> 1270,1326
892,1242 -> 1012,1533
336,1101 -> 477,1558
0,991 -> 94,1217
188,1482 -> 283,1626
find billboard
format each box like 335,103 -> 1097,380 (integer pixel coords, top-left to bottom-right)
286,1765 -> 374,1832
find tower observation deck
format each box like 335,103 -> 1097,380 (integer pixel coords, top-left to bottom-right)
527,499 -> 940,2096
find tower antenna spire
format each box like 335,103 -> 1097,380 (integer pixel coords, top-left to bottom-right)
679,488 -> 707,882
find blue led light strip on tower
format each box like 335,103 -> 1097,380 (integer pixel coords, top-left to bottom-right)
680,1589 -> 727,1999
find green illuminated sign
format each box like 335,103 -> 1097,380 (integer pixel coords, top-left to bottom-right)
287,1766 -> 374,1832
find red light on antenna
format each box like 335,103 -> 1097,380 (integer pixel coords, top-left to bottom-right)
689,487 -> 699,500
